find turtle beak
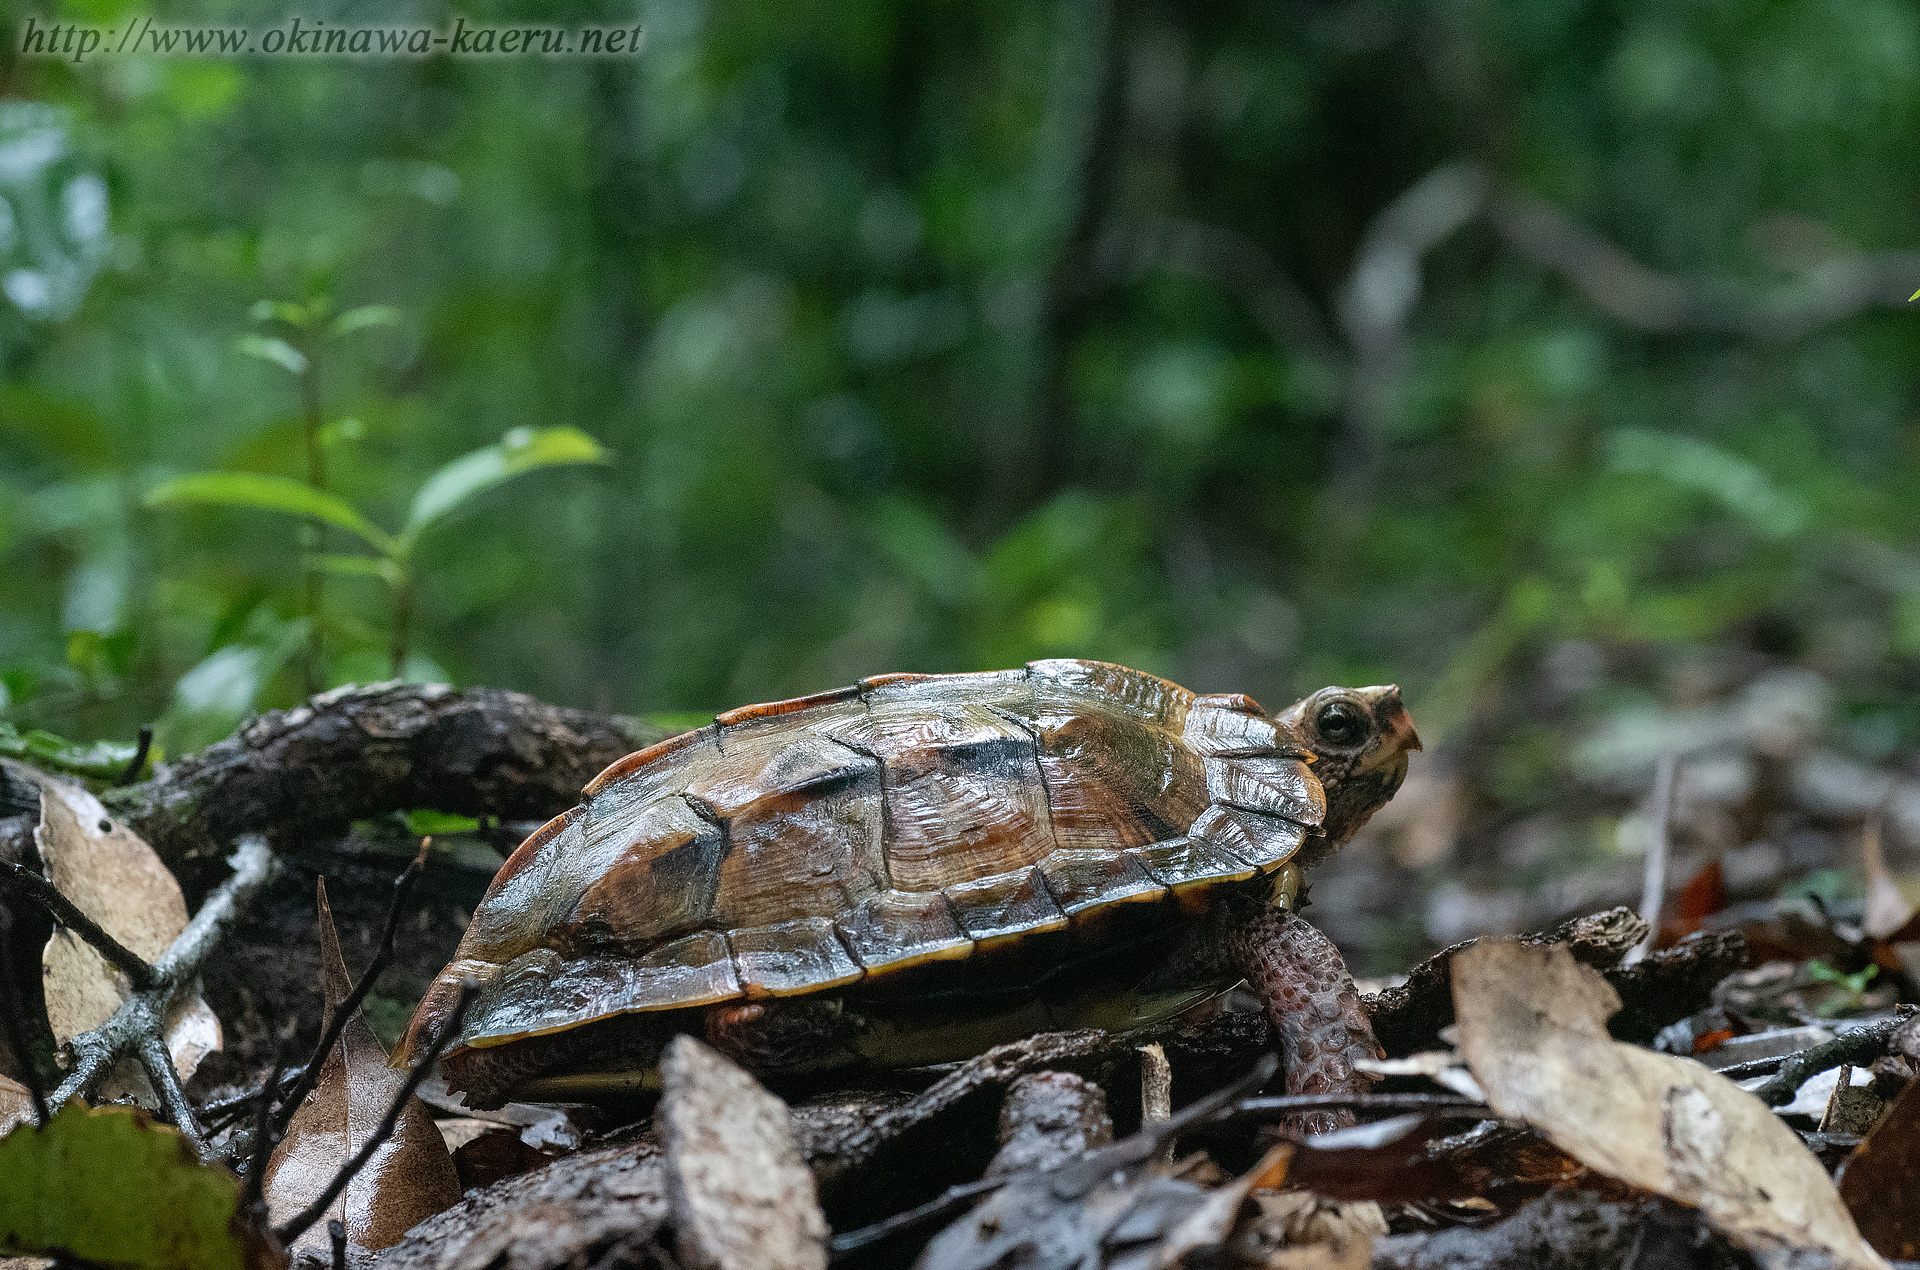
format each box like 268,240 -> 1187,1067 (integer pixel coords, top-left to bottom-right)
1356,685 -> 1422,773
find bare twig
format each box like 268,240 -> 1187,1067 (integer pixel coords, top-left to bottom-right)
242,1036 -> 290,1213
329,1219 -> 348,1270
115,726 -> 154,787
0,860 -> 154,988
272,839 -> 430,1135
273,978 -> 478,1246
136,1030 -> 203,1141
828,1178 -> 1006,1257
47,835 -> 275,1153
1751,1007 -> 1918,1107
1233,1091 -> 1489,1118
0,951 -> 48,1127
1626,755 -> 1679,966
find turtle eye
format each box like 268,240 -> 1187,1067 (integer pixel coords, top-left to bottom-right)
1314,700 -> 1368,748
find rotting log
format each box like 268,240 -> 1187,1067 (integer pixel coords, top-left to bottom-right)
104,682 -> 669,887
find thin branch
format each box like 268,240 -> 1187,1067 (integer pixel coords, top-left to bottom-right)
273,978 -> 478,1246
1751,1006 -> 1918,1107
1233,1091 -> 1489,1118
1130,217 -> 1344,364
329,1220 -> 348,1270
49,836 -> 274,1122
1625,755 -> 1679,966
1486,185 -> 1920,340
828,1178 -> 1006,1257
136,1029 -> 203,1142
272,839 -> 430,1135
242,1038 -> 289,1214
0,861 -> 154,989
115,726 -> 154,787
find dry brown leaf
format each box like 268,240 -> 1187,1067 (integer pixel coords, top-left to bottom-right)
1837,1070 -> 1920,1260
263,879 -> 459,1256
1452,941 -> 1886,1270
1862,816 -> 1914,942
0,1076 -> 36,1137
26,765 -> 220,1100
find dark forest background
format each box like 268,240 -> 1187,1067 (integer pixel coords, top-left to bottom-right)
4,0 -> 1920,969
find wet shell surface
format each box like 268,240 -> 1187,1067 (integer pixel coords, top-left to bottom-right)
406,660 -> 1324,1057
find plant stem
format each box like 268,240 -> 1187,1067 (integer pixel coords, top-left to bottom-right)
388,570 -> 413,679
299,328 -> 326,695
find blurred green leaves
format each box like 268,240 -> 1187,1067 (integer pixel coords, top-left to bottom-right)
148,473 -> 398,554
146,426 -> 608,682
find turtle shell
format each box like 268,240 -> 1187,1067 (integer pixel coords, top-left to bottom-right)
402,659 -> 1325,1061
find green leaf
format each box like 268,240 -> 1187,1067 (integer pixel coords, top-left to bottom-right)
403,808 -> 483,835
399,426 -> 608,552
0,1103 -> 267,1269
145,473 -> 397,555
308,553 -> 401,585
250,298 -> 313,326
236,334 -> 307,376
329,304 -> 402,337
0,722 -> 142,781
319,416 -> 365,448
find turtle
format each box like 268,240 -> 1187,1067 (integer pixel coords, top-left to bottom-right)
400,659 -> 1419,1109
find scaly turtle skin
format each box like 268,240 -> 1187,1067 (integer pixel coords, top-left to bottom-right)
401,660 -> 1418,1107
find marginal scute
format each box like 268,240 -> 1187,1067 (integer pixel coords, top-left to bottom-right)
944,867 -> 1068,948
714,686 -> 861,729
1203,754 -> 1324,825
1183,704 -> 1288,758
1125,835 -> 1257,895
583,727 -> 709,798
1190,804 -> 1307,870
834,889 -> 974,976
461,809 -> 590,966
471,931 -> 747,1048
1037,847 -> 1167,916
728,918 -> 865,997
1192,692 -> 1264,713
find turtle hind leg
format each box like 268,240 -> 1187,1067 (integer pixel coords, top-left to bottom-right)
703,996 -> 862,1076
1226,901 -> 1382,1136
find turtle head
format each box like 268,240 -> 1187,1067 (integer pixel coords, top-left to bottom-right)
1278,685 -> 1420,863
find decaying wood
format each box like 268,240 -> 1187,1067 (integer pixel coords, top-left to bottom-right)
373,1139 -> 672,1270
659,1036 -> 829,1270
104,682 -> 666,884
1602,928 -> 1748,1045
1365,907 -> 1649,1054
985,1071 -> 1113,1179
1371,1190 -> 1714,1270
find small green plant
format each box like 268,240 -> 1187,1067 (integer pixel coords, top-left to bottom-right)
145,424 -> 608,678
238,296 -> 404,691
1805,959 -> 1878,1017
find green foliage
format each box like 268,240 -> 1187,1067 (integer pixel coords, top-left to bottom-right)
0,1104 -> 268,1269
0,0 -> 1915,767
145,424 -> 606,718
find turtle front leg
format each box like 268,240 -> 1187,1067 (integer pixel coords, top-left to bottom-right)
1226,873 -> 1382,1136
